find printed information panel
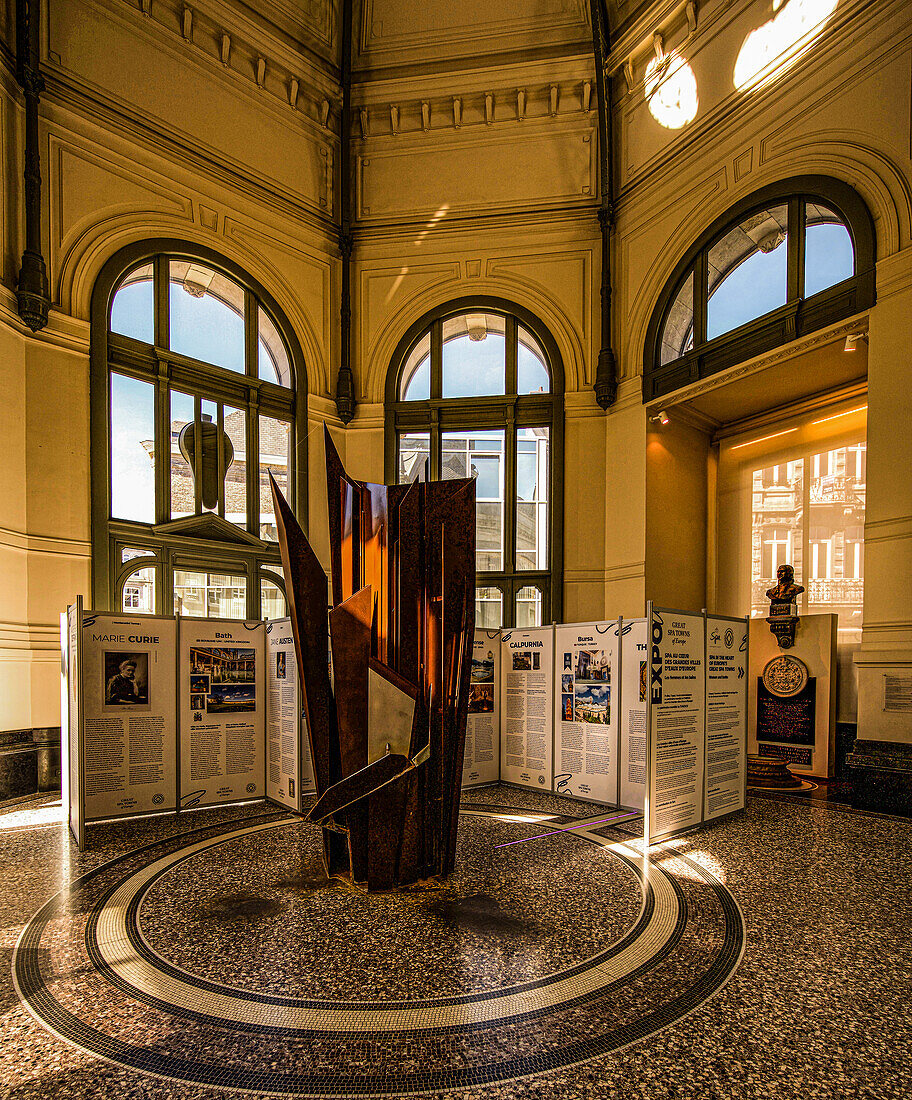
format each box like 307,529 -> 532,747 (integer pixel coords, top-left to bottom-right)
179,619 -> 265,809
463,630 -> 501,786
80,612 -> 178,820
66,601 -> 84,847
500,627 -> 553,790
553,622 -> 618,803
647,608 -> 705,842
265,618 -> 315,811
704,616 -> 748,821
619,619 -> 648,811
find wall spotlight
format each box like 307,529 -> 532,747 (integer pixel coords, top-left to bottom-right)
650,410 -> 670,426
844,333 -> 867,352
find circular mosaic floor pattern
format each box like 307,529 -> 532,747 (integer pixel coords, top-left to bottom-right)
14,806 -> 744,1096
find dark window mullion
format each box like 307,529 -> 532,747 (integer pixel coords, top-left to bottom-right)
506,314 -> 518,394
789,197 -> 804,303
504,409 -> 516,578
430,320 -> 442,399
193,395 -> 203,515
154,255 -> 169,349
694,252 -> 707,347
248,392 -> 259,536
244,289 -> 258,377
216,403 -> 226,519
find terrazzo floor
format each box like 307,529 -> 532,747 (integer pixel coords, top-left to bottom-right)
1,787 -> 910,1099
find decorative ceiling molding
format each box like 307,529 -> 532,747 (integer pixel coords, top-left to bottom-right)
353,79 -> 596,139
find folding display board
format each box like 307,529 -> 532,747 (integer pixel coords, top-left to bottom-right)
63,604 -> 746,850
704,615 -> 748,821
64,605 -> 314,847
619,618 -> 648,811
64,598 -> 84,848
463,630 -> 501,787
645,605 -> 707,844
552,622 -> 618,803
500,627 -> 554,790
81,611 -> 178,820
265,618 -> 315,811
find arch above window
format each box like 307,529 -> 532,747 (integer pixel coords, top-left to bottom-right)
385,298 -> 564,629
644,177 -> 875,402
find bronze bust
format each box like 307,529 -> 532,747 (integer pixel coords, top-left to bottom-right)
766,563 -> 804,606
766,564 -> 803,648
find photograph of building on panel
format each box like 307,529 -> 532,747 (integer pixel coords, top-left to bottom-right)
512,651 -> 532,672
574,683 -> 610,724
561,694 -> 574,722
190,647 -> 256,713
471,652 -> 495,682
575,648 -> 610,683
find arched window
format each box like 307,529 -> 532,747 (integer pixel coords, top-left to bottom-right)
91,243 -> 307,618
385,299 -> 564,628
644,177 -> 875,401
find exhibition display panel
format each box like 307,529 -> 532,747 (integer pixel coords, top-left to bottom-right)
63,603 -> 747,849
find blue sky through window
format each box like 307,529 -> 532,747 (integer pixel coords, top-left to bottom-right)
110,373 -> 155,522
169,283 -> 245,373
111,281 -> 154,343
707,243 -> 788,340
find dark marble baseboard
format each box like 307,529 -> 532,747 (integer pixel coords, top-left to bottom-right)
846,738 -> 912,816
0,728 -> 61,804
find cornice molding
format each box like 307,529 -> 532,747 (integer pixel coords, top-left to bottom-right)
353,76 -> 598,141
0,523 -> 92,558
0,285 -> 90,352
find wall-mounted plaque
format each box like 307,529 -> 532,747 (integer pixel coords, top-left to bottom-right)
757,678 -> 816,747
762,655 -> 809,698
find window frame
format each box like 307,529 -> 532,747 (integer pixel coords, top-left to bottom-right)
644,176 -> 876,402
91,241 -> 307,617
384,297 -> 564,628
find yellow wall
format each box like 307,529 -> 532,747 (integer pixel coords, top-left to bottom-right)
1,0 -> 911,748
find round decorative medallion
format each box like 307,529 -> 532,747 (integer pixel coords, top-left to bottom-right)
762,654 -> 809,697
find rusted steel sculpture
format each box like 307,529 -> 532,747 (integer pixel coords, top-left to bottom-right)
270,428 -> 475,890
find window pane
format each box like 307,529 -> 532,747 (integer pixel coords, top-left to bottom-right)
475,587 -> 502,629
122,565 -> 155,614
751,458 -> 804,620
707,205 -> 788,341
121,546 -> 155,563
805,207 -> 854,297
516,427 -> 549,570
401,334 -> 430,400
518,328 -> 550,394
258,306 -> 291,386
174,569 -> 247,618
110,263 -> 154,343
442,429 -> 504,571
169,261 -> 245,373
170,390 -> 195,518
219,406 -> 244,526
110,373 -> 155,523
259,416 -> 291,540
660,271 -> 694,365
398,432 -> 429,484
261,575 -> 286,619
442,314 -> 505,398
807,445 -> 865,643
516,585 -> 543,628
